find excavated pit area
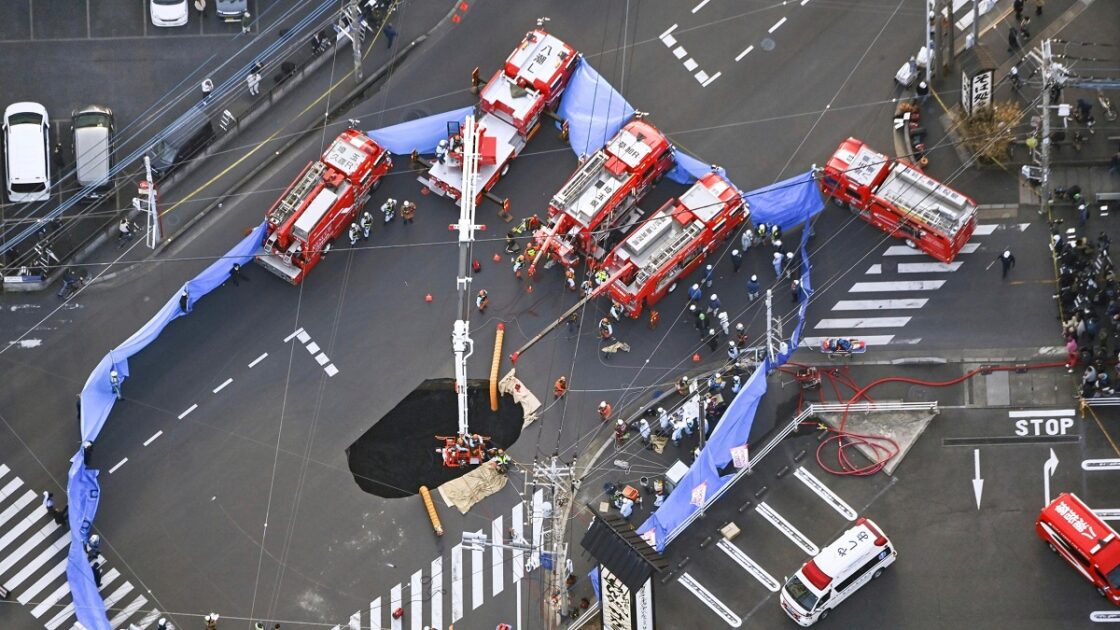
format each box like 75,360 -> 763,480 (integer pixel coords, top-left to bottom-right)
346,378 -> 525,498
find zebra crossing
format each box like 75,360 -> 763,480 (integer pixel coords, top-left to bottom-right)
331,489 -> 544,630
0,464 -> 167,630
804,223 -> 1011,348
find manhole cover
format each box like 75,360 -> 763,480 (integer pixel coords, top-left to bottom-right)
760,38 -> 776,51
165,214 -> 181,227
907,385 -> 930,401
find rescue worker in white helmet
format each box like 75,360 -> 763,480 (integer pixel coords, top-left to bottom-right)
359,210 -> 374,240
381,198 -> 397,223
435,138 -> 449,164
348,222 -> 361,246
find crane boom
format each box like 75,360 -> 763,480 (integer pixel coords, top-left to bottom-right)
452,115 -> 484,438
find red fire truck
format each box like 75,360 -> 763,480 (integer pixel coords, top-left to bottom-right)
1037,492 -> 1120,605
819,137 -> 977,263
597,172 -> 748,317
256,128 -> 391,284
418,29 -> 579,205
530,118 -> 675,272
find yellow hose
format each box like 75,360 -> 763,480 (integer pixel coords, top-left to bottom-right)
491,323 -> 505,411
419,486 -> 443,537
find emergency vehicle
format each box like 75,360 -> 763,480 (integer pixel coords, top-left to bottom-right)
596,171 -> 747,317
256,128 -> 391,284
530,117 -> 675,271
819,137 -> 977,263
1037,492 -> 1120,605
780,517 -> 896,626
418,29 -> 579,205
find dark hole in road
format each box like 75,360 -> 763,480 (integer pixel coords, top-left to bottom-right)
346,378 -> 525,498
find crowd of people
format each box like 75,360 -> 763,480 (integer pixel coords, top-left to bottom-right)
1054,221 -> 1118,398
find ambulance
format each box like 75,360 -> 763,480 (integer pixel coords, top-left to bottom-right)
780,517 -> 896,626
1037,492 -> 1120,605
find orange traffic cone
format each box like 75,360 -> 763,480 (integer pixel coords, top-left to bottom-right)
493,252 -> 501,262
425,294 -> 433,303
692,353 -> 701,363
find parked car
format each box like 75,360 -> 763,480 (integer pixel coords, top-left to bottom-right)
3,102 -> 51,203
149,114 -> 215,175
150,0 -> 188,28
71,105 -> 115,199
216,0 -> 248,22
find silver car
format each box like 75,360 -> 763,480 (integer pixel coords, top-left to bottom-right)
71,105 -> 115,198
216,0 -> 248,21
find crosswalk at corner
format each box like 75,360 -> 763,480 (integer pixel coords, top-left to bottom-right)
332,489 -> 544,630
0,463 -> 168,630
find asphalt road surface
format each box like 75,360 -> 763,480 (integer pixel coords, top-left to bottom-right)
1,0 -> 1116,629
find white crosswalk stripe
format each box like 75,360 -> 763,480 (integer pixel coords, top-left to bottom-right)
849,280 -> 945,292
831,299 -> 927,311
0,465 -> 160,630
897,261 -> 963,273
345,492 -> 545,630
815,317 -> 911,329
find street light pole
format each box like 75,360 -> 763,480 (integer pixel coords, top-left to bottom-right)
1040,39 -> 1053,216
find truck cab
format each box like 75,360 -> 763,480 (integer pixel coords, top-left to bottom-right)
1038,492 -> 1120,605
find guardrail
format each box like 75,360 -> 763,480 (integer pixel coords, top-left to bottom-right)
1082,397 -> 1120,407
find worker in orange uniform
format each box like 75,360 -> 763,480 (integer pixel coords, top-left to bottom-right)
476,289 -> 489,312
598,401 -> 613,422
553,376 -> 568,398
648,309 -> 660,330
401,200 -> 417,225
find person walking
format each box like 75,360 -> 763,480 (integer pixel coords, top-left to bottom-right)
740,229 -> 754,253
180,288 -> 190,313
1035,0 -> 1044,16
201,78 -> 214,102
109,369 -> 122,400
747,274 -> 760,301
915,80 -> 930,104
772,251 -> 784,278
706,328 -> 719,352
241,11 -> 252,34
614,419 -> 627,445
648,308 -> 660,330
348,222 -> 361,247
599,317 -> 614,341
717,310 -> 730,336
1013,0 -> 1024,20
401,200 -> 416,225
790,278 -> 801,303
729,249 -> 743,273
702,264 -> 715,288
707,293 -> 721,315
43,491 -> 68,525
598,401 -> 613,422
658,407 -> 671,435
687,283 -> 703,304
1008,26 -> 1020,53
476,289 -> 489,312
727,341 -> 740,363
512,255 -> 525,279
246,72 -> 261,96
565,311 -> 579,334
997,249 -> 1016,279
384,23 -> 398,48
359,211 -> 374,239
228,263 -> 242,287
565,268 -> 576,291
609,301 -> 623,322
204,613 -> 220,630
695,310 -> 708,339
638,418 -> 652,445
735,322 -> 749,347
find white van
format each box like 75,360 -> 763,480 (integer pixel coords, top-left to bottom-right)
4,102 -> 51,203
780,517 -> 896,626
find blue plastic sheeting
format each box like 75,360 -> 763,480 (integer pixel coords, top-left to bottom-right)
366,105 -> 476,155
637,362 -> 769,552
666,151 -> 726,186
558,61 -> 636,156
745,171 -> 824,232
589,566 -> 601,602
68,221 -> 267,630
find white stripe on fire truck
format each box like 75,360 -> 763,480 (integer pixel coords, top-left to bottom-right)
756,502 -> 819,555
849,280 -> 945,292
831,299 -> 928,311
814,317 -> 911,329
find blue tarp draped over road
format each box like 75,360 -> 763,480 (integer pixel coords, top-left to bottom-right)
558,61 -> 635,156
747,170 -> 825,232
665,151 -> 726,186
68,221 -> 268,630
636,175 -> 819,553
366,105 -> 476,155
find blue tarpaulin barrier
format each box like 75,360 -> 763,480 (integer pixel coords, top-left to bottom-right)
557,62 -> 635,156
747,170 -> 825,232
68,221 -> 267,630
366,105 -> 476,155
665,151 -> 726,186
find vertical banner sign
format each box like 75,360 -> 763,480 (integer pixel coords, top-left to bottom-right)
960,70 -> 972,116
600,565 -> 633,630
969,69 -> 994,113
634,578 -> 655,630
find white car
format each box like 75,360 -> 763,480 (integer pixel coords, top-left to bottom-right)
3,102 -> 51,203
150,0 -> 189,28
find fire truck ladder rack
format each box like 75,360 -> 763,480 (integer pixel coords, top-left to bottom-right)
551,152 -> 608,211
878,165 -> 969,235
633,222 -> 704,287
270,162 -> 326,226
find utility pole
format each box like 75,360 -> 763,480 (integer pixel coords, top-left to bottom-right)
1039,39 -> 1053,216
944,0 -> 955,74
924,0 -> 935,84
524,455 -> 577,628
135,155 -> 160,249
338,1 -> 366,82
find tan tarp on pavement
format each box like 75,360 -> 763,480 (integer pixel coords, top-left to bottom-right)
499,369 -> 541,428
438,462 -> 508,514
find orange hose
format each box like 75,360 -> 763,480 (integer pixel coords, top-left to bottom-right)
419,486 -> 444,537
491,323 -> 505,411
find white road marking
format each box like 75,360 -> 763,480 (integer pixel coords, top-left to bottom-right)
136,608 -> 164,629
0,505 -> 46,556
325,364 -> 339,377
492,515 -> 504,596
471,530 -> 484,610
451,544 -> 463,622
866,264 -> 882,274
296,331 -> 311,344
0,490 -> 35,533
102,582 -> 135,615
1082,459 -> 1120,471
0,463 -> 8,478
1090,610 -> 1120,622
884,243 -> 980,256
768,17 -> 787,33
370,598 -> 381,630
716,538 -> 780,592
19,556 -> 69,605
678,572 -> 742,627
660,23 -> 678,39
0,475 -> 22,501
850,280 -> 945,292
692,0 -> 711,13
801,0 -> 811,5
7,534 -> 68,590
430,557 -> 443,630
832,299 -> 928,311
683,58 -> 699,71
662,33 -> 677,47
248,352 -> 268,368
284,327 -> 306,343
390,583 -> 402,630
702,71 -> 722,86
794,467 -> 857,520
511,501 -> 525,581
30,578 -> 70,617
315,353 -> 330,366
178,404 -> 198,419
108,594 -> 149,629
212,378 -> 233,393
756,502 -> 819,555
973,224 -> 998,235
109,458 -> 128,474
695,70 -> 709,83
898,262 -> 963,273
410,570 -> 422,630
1038,346 -> 1066,356
1093,509 -> 1120,521
306,341 -> 321,354
734,45 -> 754,62
1009,409 -> 1074,418
814,317 -> 911,329
143,431 -> 163,446
673,46 -> 688,59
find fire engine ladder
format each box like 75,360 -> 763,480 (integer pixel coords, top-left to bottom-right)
552,152 -> 608,210
633,222 -> 703,287
271,162 -> 326,227
451,115 -> 485,440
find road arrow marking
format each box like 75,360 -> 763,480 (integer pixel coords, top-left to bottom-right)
1083,459 -> 1120,471
972,449 -> 984,510
1044,448 -> 1060,505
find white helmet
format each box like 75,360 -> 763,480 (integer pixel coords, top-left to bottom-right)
599,401 -> 608,409
732,249 -> 740,255
793,279 -> 800,285
750,274 -> 758,281
89,534 -> 100,545
736,322 -> 745,331
658,407 -> 665,413
1003,250 -> 1011,259
711,294 -> 718,300
691,283 -> 699,290
706,264 -> 712,271
439,139 -> 448,148
786,252 -> 794,259
388,198 -> 396,204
